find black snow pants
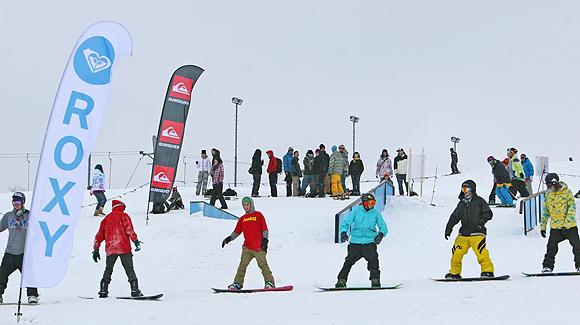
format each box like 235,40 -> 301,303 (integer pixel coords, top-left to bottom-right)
0,253 -> 38,297
337,243 -> 380,281
543,227 -> 580,270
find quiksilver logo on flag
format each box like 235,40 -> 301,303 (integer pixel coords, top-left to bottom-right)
171,82 -> 190,95
83,48 -> 112,73
161,127 -> 180,140
153,172 -> 171,184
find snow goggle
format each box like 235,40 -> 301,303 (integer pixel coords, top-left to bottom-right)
461,186 -> 471,193
546,182 -> 557,188
362,198 -> 376,209
12,200 -> 23,205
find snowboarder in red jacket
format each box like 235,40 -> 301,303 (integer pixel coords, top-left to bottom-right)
93,200 -> 143,298
221,197 -> 275,290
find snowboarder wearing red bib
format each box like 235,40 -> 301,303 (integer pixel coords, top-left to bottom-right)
221,197 -> 275,290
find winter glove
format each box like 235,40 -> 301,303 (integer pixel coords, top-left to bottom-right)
374,232 -> 384,245
134,240 -> 142,252
261,238 -> 269,252
92,250 -> 100,263
340,232 -> 349,243
221,236 -> 232,248
445,233 -> 450,240
541,230 -> 546,238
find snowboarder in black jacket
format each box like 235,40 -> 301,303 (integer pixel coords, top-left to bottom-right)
444,180 -> 495,279
348,152 -> 364,196
249,149 -> 264,197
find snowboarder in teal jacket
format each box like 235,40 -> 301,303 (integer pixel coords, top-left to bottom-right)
336,193 -> 388,288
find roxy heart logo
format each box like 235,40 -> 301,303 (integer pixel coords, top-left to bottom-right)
151,165 -> 175,189
169,75 -> 193,101
83,48 -> 112,73
73,36 -> 115,85
159,120 -> 184,145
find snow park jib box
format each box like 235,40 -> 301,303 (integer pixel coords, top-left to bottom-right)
189,201 -> 238,220
334,180 -> 394,243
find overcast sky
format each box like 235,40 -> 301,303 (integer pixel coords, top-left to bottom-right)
1,0 -> 579,190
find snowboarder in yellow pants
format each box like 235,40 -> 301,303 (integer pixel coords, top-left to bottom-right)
445,180 -> 495,279
449,235 -> 494,275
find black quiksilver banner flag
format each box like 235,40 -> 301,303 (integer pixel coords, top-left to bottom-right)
148,65 -> 204,203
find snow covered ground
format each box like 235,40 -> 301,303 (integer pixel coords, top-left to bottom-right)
0,162 -> 579,324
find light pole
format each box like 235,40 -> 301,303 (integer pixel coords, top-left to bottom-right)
450,136 -> 460,151
350,116 -> 360,153
232,97 -> 243,187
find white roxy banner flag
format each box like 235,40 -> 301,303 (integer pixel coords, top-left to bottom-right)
21,21 -> 132,287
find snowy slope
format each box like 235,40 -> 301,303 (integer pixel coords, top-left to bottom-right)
0,165 -> 579,324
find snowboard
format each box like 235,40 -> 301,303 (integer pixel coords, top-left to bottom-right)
212,285 -> 293,293
522,271 -> 580,277
79,293 -> 163,300
431,275 -> 510,282
0,300 -> 59,306
316,283 -> 402,291
491,205 -> 516,208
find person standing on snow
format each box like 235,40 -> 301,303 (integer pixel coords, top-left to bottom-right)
93,200 -> 143,298
249,149 -> 264,197
0,192 -> 39,303
266,150 -> 279,197
318,144 -> 331,195
444,180 -> 495,279
450,148 -> 460,174
291,150 -> 303,197
539,173 -> 580,273
329,145 -> 346,195
376,149 -> 393,182
487,156 -> 514,207
209,148 -> 228,209
283,147 -> 294,197
301,150 -> 317,197
88,164 -> 107,216
339,144 -> 349,192
507,148 -> 529,198
336,193 -> 388,288
521,153 -> 534,195
394,148 -> 409,196
221,197 -> 275,290
195,149 -> 211,196
348,152 -> 364,196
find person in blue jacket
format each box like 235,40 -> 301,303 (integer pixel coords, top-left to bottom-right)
521,153 -> 534,194
283,147 -> 294,197
336,193 -> 388,288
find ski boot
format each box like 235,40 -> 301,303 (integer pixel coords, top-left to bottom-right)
97,207 -> 106,216
335,279 -> 347,288
98,280 -> 109,298
129,279 -> 143,297
264,281 -> 275,289
541,267 -> 553,273
228,283 -> 242,291
481,272 -> 494,278
371,279 -> 381,288
93,207 -> 101,217
0,295 -> 3,303
445,273 -> 461,279
27,296 -> 38,304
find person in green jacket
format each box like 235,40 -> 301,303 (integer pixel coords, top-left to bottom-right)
336,193 -> 388,288
540,173 -> 580,273
507,148 -> 529,198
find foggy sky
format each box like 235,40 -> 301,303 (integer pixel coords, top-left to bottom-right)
1,0 -> 579,191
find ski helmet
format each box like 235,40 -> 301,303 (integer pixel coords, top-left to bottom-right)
545,173 -> 559,185
361,193 -> 376,210
12,192 -> 25,204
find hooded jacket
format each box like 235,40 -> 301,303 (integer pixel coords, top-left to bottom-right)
540,181 -> 576,231
445,180 -> 493,237
329,146 -> 347,174
303,153 -> 316,175
491,160 -> 511,185
93,200 -> 138,256
266,150 -> 278,174
249,149 -> 263,175
522,158 -> 534,178
230,197 -> 269,251
291,156 -> 303,177
393,153 -> 408,175
340,205 -> 388,244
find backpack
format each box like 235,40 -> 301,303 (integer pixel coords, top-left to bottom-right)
276,158 -> 283,174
